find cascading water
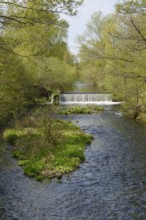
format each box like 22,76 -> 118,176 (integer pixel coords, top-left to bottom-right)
60,93 -> 120,105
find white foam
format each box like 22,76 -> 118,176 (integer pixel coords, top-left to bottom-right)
60,101 -> 121,105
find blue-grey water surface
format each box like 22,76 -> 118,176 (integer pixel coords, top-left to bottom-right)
1,110 -> 146,220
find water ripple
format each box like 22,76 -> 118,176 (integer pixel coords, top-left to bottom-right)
1,111 -> 146,219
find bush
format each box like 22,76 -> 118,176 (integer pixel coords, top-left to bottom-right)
3,129 -> 24,145
59,105 -> 103,115
3,107 -> 93,181
3,128 -> 43,145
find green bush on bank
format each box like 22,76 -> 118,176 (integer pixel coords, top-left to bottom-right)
3,128 -> 43,145
136,113 -> 146,122
3,109 -> 92,181
59,105 -> 103,115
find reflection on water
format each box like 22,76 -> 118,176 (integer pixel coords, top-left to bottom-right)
62,82 -> 120,106
1,110 -> 146,219
67,81 -> 99,93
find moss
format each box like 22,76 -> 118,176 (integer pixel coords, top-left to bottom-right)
59,105 -> 103,115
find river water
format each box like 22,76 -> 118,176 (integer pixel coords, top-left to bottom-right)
1,109 -> 146,220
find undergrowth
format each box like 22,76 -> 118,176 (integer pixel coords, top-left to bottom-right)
59,105 -> 103,115
3,107 -> 92,181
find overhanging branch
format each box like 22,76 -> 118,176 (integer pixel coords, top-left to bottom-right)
83,47 -> 134,63
130,17 -> 146,43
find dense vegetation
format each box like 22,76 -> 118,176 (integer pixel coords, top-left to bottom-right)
59,105 -> 103,115
77,0 -> 146,120
0,0 -> 94,181
3,107 -> 92,181
0,0 -> 82,126
1,0 -> 146,124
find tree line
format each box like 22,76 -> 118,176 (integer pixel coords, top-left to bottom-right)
1,0 -> 146,124
0,0 -> 83,126
77,0 -> 146,119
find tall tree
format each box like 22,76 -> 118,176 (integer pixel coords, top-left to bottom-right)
77,1 -> 146,119
0,0 -> 84,124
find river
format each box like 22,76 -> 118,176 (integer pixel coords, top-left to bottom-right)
0,108 -> 146,219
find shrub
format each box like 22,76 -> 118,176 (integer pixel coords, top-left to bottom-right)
3,107 -> 93,181
59,105 -> 103,115
3,129 -> 24,144
3,128 -> 43,145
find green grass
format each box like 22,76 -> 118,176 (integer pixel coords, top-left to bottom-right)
59,105 -> 103,115
3,119 -> 92,181
3,128 -> 43,145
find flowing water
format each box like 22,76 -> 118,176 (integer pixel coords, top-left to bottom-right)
1,109 -> 146,220
67,82 -> 99,93
60,93 -> 112,102
60,93 -> 120,105
60,81 -> 120,105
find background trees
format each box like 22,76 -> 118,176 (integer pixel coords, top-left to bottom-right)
0,0 -> 82,125
1,0 -> 146,123
77,0 -> 146,119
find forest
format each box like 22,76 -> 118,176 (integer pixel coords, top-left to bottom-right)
1,0 -> 146,180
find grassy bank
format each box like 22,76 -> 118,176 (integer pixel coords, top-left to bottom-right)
3,107 -> 92,181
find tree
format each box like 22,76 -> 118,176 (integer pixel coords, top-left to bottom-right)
77,12 -> 116,90
77,1 -> 146,119
0,0 -> 84,124
110,0 -> 146,116
36,57 -> 76,91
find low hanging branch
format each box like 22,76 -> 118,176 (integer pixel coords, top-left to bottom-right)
112,72 -> 146,81
0,14 -> 58,26
0,15 -> 28,24
82,45 -> 135,63
0,45 -> 51,58
115,1 -> 146,14
130,17 -> 146,43
0,0 -> 83,16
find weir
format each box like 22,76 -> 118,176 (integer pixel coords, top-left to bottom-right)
60,92 -> 120,105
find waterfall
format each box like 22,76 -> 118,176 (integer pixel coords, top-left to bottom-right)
60,93 -> 120,105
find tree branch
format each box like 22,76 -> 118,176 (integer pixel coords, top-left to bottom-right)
130,17 -> 146,43
0,15 -> 28,24
82,46 -> 134,63
113,72 -> 146,81
0,1 -> 80,16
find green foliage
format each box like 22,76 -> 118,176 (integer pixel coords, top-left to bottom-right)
59,105 -> 103,115
0,52 -> 36,125
3,107 -> 92,181
36,57 -> 76,91
3,129 -> 23,145
77,2 -> 146,120
0,0 -> 83,126
3,128 -> 43,145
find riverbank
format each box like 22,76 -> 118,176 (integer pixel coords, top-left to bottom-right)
3,107 -> 92,181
